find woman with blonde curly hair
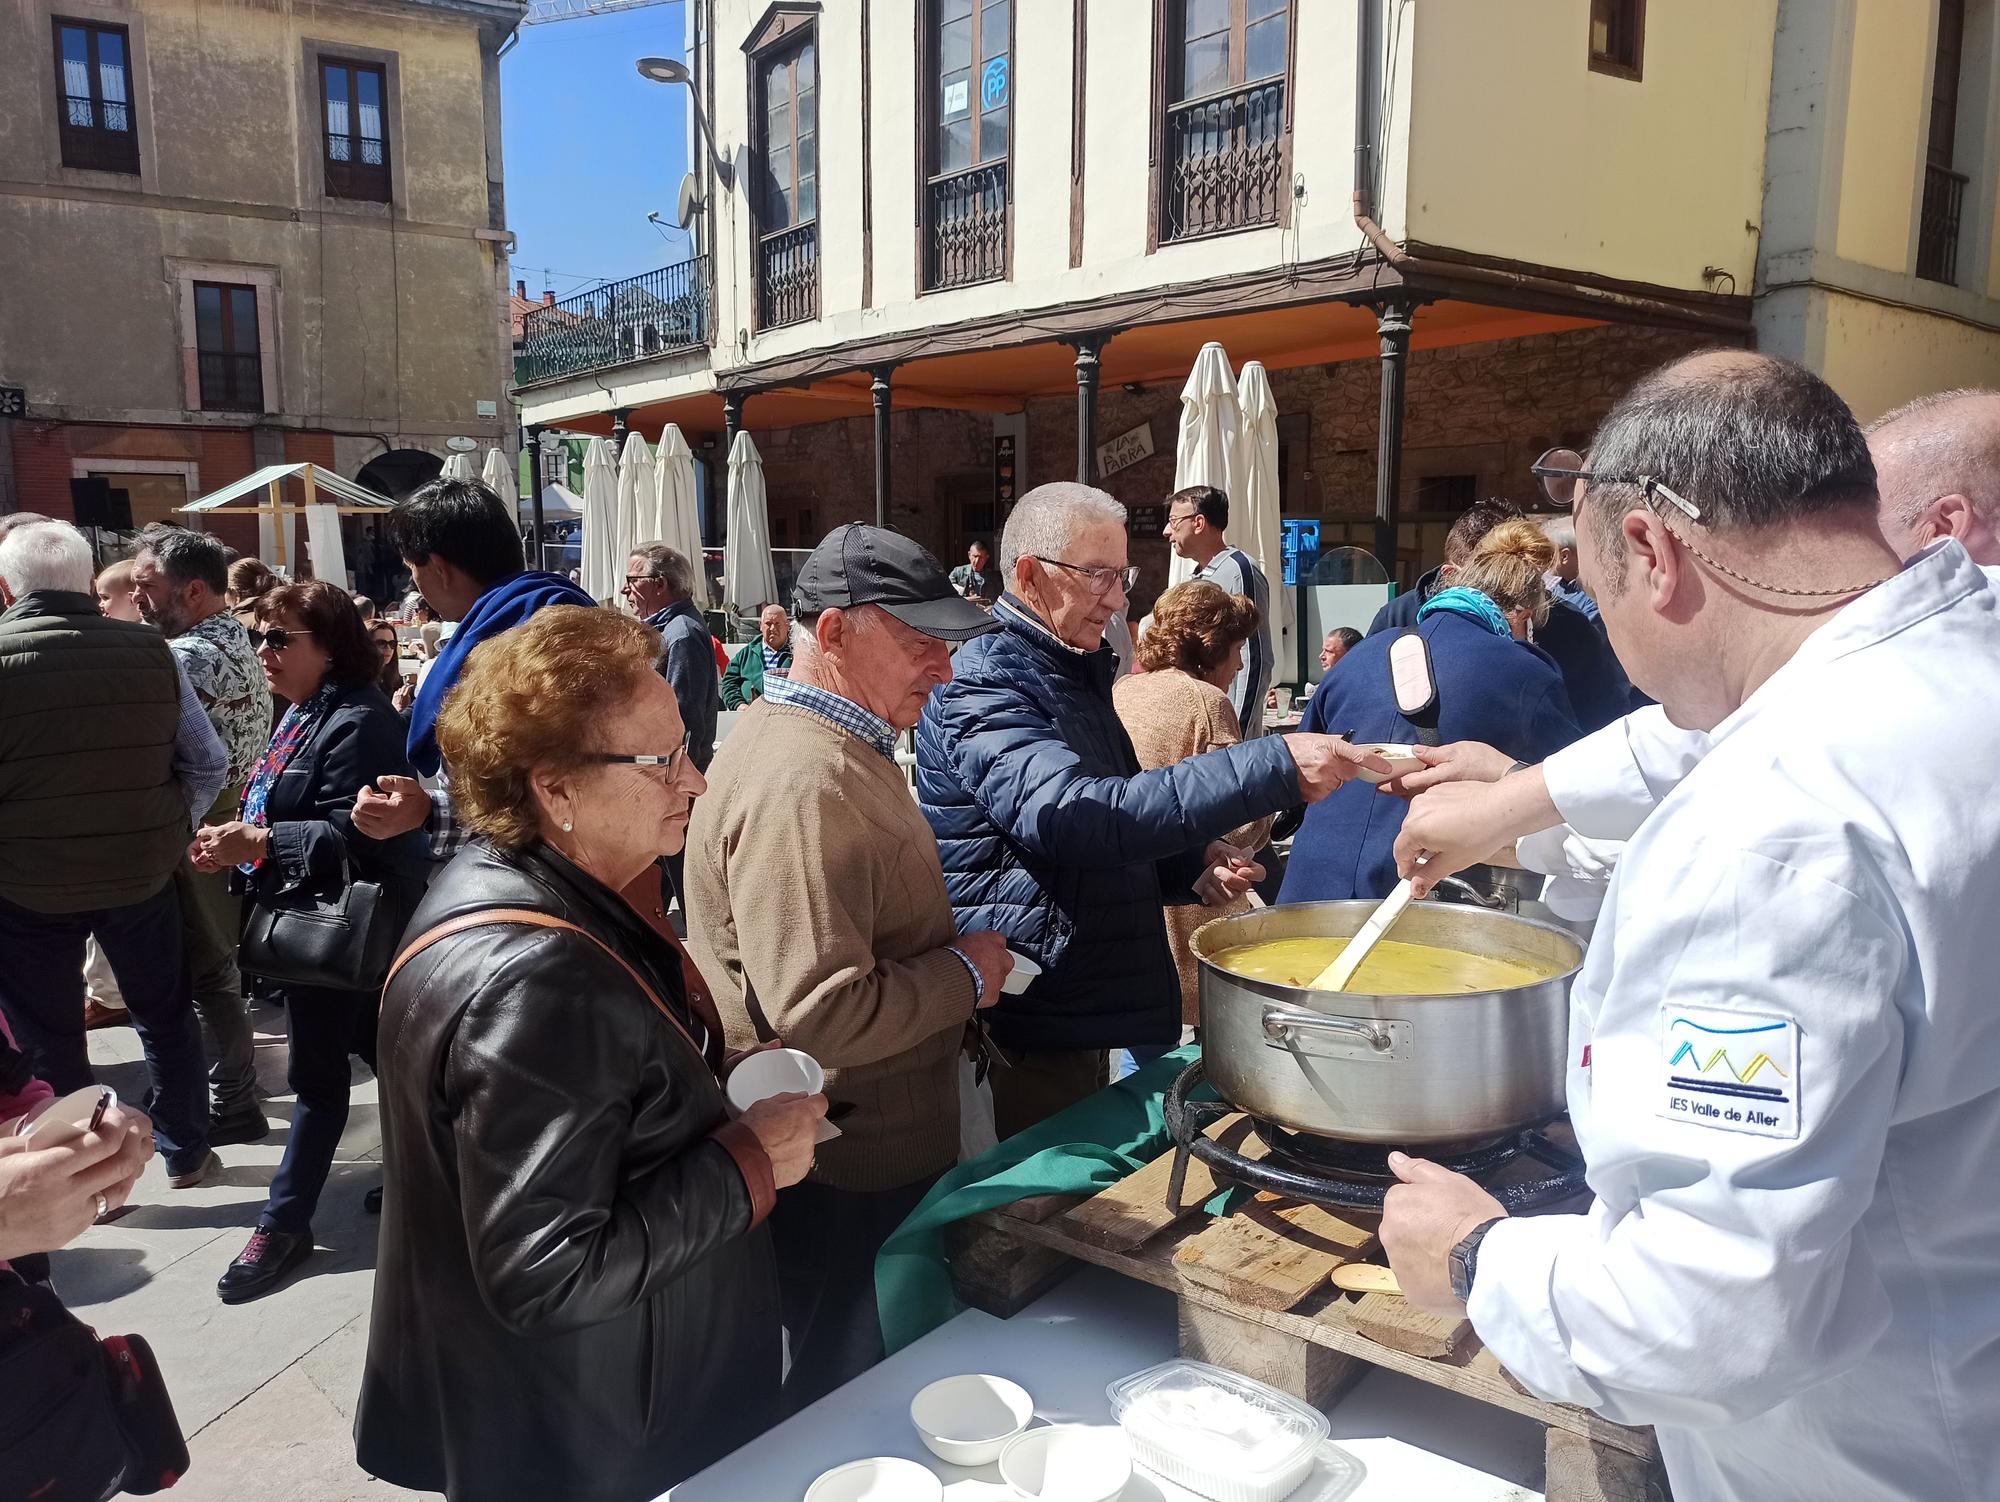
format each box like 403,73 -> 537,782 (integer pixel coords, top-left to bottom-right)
1113,580 -> 1277,1036
356,605 -> 824,1502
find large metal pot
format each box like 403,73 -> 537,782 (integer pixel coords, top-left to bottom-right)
1191,901 -> 1584,1147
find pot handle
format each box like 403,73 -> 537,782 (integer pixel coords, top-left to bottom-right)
1261,1006 -> 1396,1053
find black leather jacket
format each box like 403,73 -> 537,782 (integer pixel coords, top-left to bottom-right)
355,840 -> 780,1502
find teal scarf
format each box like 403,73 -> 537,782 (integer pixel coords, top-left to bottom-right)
1418,585 -> 1512,638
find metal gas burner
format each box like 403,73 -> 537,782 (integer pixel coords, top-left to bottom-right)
1163,1058 -> 1587,1214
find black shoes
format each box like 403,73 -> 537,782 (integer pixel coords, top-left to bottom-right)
216,1226 -> 312,1304
363,1186 -> 383,1214
207,1103 -> 269,1146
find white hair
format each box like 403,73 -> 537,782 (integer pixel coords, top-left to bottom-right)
789,600 -> 882,667
0,521 -> 95,597
1536,514 -> 1577,550
1000,482 -> 1128,575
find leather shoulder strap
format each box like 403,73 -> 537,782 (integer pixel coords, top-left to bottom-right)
385,907 -> 705,1060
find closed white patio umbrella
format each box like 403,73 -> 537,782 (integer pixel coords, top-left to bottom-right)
441,451 -> 476,482
1170,341 -> 1243,588
654,424 -> 708,609
580,438 -> 621,603
615,432 -> 655,607
724,431 -> 778,623
480,447 -> 518,515
1237,360 -> 1294,676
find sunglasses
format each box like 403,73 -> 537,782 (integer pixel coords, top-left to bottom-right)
247,628 -> 313,652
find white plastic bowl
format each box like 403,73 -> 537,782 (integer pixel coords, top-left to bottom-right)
998,1424 -> 1132,1502
1000,951 -> 1042,996
724,1047 -> 824,1115
1353,743 -> 1427,785
909,1373 -> 1034,1466
802,1456 -> 942,1502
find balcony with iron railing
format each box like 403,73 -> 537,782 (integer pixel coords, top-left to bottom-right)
1917,162 -> 1968,286
1162,78 -> 1285,243
516,255 -> 712,386
926,161 -> 1008,291
758,223 -> 820,329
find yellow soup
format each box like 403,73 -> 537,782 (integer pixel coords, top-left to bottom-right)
1209,936 -> 1558,995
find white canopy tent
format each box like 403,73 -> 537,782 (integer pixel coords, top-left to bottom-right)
724,431 -> 777,621
529,483 -> 583,522
1169,341 -> 1244,588
654,424 -> 708,610
179,462 -> 394,582
1237,360 -> 1295,676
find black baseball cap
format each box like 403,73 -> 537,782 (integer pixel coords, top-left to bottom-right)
792,524 -> 999,642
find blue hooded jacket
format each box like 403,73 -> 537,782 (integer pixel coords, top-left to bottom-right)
916,597 -> 1301,1051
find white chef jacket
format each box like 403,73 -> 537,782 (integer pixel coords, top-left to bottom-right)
1467,542 -> 2000,1502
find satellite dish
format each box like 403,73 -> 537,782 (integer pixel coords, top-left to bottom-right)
675,171 -> 703,229
446,436 -> 478,453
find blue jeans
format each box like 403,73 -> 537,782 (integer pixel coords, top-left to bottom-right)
0,884 -> 210,1176
262,983 -> 377,1235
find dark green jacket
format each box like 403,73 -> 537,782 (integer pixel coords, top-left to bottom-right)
720,639 -> 792,709
0,590 -> 187,913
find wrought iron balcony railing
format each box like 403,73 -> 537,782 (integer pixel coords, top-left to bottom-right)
1162,78 -> 1285,243
758,223 -> 819,329
516,255 -> 712,385
1917,162 -> 1968,286
926,161 -> 1008,291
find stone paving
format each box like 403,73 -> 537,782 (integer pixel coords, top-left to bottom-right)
60,1003 -> 437,1502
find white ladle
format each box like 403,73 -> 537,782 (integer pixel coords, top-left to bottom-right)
1308,877 -> 1415,993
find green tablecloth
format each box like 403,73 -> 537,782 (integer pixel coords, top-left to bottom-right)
876,1044 -> 1230,1353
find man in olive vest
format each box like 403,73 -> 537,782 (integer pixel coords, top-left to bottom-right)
0,520 -> 214,1185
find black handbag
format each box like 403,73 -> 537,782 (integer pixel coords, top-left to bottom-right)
0,1272 -> 190,1499
238,845 -> 402,992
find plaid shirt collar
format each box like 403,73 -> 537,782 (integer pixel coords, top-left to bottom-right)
762,674 -> 897,760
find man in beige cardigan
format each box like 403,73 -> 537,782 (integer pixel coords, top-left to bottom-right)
685,525 -> 1010,1412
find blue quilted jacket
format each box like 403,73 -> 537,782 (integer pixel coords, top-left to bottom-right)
916,597 -> 1301,1052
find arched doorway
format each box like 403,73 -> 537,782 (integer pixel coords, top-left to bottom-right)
355,448 -> 444,501
351,449 -> 445,600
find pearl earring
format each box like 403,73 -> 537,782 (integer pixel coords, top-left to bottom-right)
562,820 -> 573,832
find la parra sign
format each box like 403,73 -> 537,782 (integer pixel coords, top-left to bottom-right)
1096,422 -> 1155,479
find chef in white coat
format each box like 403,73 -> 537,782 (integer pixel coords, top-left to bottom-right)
1377,352 -> 2000,1502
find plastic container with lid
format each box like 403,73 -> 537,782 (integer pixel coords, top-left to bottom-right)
1106,1359 -> 1329,1502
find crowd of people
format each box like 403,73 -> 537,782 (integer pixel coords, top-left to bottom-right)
0,356 -> 1994,1502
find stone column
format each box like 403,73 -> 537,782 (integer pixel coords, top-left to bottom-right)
871,365 -> 895,530
1371,298 -> 1416,574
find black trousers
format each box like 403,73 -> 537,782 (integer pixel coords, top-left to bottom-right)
769,1172 -> 940,1414
262,983 -> 377,1236
0,883 -> 209,1175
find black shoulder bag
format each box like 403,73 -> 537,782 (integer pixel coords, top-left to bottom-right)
238,842 -> 403,993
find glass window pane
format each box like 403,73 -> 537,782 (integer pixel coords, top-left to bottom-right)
195,287 -> 223,352
980,103 -> 1009,162
765,144 -> 791,225
797,42 -> 814,91
798,169 -> 816,222
940,66 -> 970,121
230,290 -> 260,353
98,32 -> 127,100
1245,15 -> 1286,81
941,114 -> 972,173
979,53 -> 1009,111
798,128 -> 816,181
981,0 -> 1009,58
61,27 -> 92,125
940,0 -> 972,20
1182,34 -> 1228,98
358,72 -> 384,148
1183,0 -> 1230,42
941,16 -> 971,72
768,96 -> 791,147
1248,0 -> 1287,19
763,56 -> 788,108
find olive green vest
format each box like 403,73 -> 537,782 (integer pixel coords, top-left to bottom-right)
0,591 -> 189,913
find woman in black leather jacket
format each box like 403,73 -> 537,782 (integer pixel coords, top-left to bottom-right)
191,580 -> 429,1303
355,606 -> 824,1502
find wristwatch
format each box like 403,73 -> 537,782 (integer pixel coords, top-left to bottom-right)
1448,1217 -> 1503,1304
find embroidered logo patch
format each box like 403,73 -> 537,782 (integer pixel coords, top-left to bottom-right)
1658,1006 -> 1800,1139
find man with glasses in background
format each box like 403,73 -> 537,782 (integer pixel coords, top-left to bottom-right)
1162,485 -> 1273,735
917,483 -> 1388,1135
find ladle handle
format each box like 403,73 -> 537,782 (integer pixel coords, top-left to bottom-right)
1262,1007 -> 1395,1053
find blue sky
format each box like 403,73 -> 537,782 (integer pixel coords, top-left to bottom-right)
502,6 -> 697,302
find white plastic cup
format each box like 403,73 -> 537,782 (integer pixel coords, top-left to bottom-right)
724,1047 -> 825,1115
1000,950 -> 1042,996
1271,686 -> 1294,717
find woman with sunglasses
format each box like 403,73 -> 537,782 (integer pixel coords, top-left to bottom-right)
189,580 -> 430,1303
355,606 -> 823,1502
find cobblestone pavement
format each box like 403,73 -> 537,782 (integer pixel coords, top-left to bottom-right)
59,1001 -> 437,1502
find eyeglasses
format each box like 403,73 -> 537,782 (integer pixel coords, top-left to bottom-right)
1531,447 -> 1703,522
1030,557 -> 1140,595
246,628 -> 313,652
621,572 -> 653,586
1163,510 -> 1202,530
589,745 -> 688,779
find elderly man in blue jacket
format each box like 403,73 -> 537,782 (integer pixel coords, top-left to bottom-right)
917,482 -> 1384,1138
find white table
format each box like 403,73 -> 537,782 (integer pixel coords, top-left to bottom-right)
665,1265 -> 1545,1501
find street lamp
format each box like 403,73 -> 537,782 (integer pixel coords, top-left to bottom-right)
636,55 -> 733,190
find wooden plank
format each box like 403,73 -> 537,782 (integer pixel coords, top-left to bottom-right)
945,1220 -> 1075,1319
1174,1191 -> 1375,1313
1544,1428 -> 1667,1502
1344,1290 -> 1475,1361
997,1192 -> 1088,1225
1178,1297 -> 1365,1410
1059,1113 -> 1258,1252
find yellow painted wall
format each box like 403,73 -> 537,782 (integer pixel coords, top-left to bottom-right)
1833,0 -> 1933,273
1402,0 -> 1774,292
1816,292 -> 2000,422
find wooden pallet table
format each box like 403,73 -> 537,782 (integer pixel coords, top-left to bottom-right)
945,1113 -> 1667,1502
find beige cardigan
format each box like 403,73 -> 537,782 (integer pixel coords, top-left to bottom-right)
683,700 -> 976,1191
1112,669 -> 1276,1023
